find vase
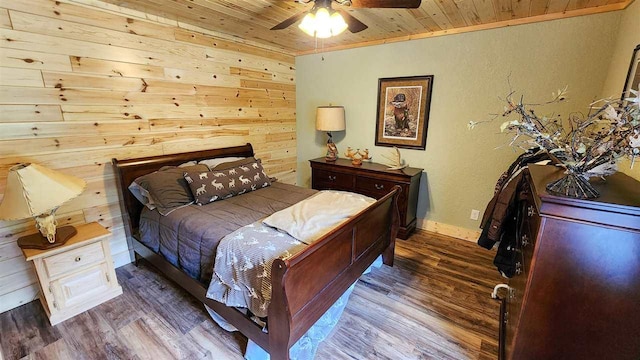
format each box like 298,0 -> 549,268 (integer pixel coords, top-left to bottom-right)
545,172 -> 599,199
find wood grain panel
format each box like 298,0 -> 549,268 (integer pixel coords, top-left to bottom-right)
9,11 -> 206,60
546,0 -> 572,12
70,57 -> 165,79
0,0 -> 175,41
0,0 -> 296,313
530,0 -> 551,15
0,8 -> 11,29
0,284 -> 38,313
0,105 -> 63,122
0,267 -> 36,295
173,28 -> 294,63
0,48 -> 72,71
0,67 -> 43,87
164,67 -> 239,88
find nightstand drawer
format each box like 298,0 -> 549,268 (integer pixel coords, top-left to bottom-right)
313,169 -> 354,191
355,176 -> 397,197
51,263 -> 111,309
43,241 -> 105,279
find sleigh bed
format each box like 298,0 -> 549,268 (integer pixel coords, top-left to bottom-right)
112,143 -> 400,360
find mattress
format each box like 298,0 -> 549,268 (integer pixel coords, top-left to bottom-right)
138,182 -> 317,283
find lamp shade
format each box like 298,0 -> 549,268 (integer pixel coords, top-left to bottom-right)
0,163 -> 86,221
316,106 -> 346,132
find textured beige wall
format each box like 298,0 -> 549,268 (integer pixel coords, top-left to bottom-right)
296,11 -> 622,233
602,0 -> 640,180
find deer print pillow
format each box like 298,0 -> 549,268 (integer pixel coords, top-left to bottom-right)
184,159 -> 271,205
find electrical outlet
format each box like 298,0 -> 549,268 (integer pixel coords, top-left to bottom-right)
470,209 -> 480,221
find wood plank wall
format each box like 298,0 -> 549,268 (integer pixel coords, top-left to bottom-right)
0,0 -> 297,313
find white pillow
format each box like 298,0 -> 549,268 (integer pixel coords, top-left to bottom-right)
198,157 -> 246,169
128,182 -> 156,210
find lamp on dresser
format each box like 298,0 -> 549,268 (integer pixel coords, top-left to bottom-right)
0,163 -> 86,249
316,105 -> 345,162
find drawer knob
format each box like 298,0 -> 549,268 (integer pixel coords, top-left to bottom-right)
328,175 -> 336,181
75,256 -> 82,262
515,261 -> 522,275
522,234 -> 529,247
374,184 -> 384,190
527,205 -> 535,217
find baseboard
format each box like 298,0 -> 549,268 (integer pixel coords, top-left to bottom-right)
416,220 -> 481,243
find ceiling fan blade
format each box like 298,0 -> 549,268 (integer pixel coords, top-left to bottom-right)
336,10 -> 368,33
345,0 -> 422,8
270,11 -> 307,30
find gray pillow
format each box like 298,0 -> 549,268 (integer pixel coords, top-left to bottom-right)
185,160 -> 271,205
131,164 -> 208,215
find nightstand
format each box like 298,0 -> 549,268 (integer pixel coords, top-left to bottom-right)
21,222 -> 123,325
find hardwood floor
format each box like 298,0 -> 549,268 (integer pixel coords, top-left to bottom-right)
0,231 -> 503,360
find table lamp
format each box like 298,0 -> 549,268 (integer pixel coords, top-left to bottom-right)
0,163 -> 86,249
316,105 -> 345,162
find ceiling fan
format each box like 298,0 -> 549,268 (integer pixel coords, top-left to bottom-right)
270,0 -> 422,38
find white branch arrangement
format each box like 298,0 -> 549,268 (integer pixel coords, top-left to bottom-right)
469,85 -> 640,178
469,84 -> 639,198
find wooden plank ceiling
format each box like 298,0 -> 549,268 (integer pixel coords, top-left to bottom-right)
100,0 -> 630,55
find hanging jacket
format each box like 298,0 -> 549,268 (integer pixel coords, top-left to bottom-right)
477,148 -> 554,277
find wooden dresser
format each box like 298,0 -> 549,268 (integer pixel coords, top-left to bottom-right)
498,165 -> 640,360
309,158 -> 423,239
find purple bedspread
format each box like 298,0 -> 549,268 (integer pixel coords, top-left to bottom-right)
138,182 -> 317,283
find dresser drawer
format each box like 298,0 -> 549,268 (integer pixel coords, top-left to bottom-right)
519,185 -> 540,275
506,251 -> 527,357
43,241 -> 105,279
355,176 -> 397,198
313,169 -> 354,191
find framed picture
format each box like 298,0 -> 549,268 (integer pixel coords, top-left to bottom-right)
622,44 -> 640,103
375,75 -> 433,150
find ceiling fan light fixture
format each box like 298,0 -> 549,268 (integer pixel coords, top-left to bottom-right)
298,12 -> 317,36
314,7 -> 332,38
297,6 -> 348,38
330,11 -> 348,35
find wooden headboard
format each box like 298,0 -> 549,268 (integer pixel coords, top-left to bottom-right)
112,143 -> 255,240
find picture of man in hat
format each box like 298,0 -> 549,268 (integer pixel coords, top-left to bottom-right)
390,93 -> 410,131
376,76 -> 432,149
383,86 -> 421,140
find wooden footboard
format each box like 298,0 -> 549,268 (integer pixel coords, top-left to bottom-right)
269,187 -> 399,359
112,144 -> 400,360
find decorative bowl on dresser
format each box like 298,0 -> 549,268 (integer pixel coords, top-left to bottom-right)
496,165 -> 640,360
21,222 -> 123,325
310,157 -> 423,239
